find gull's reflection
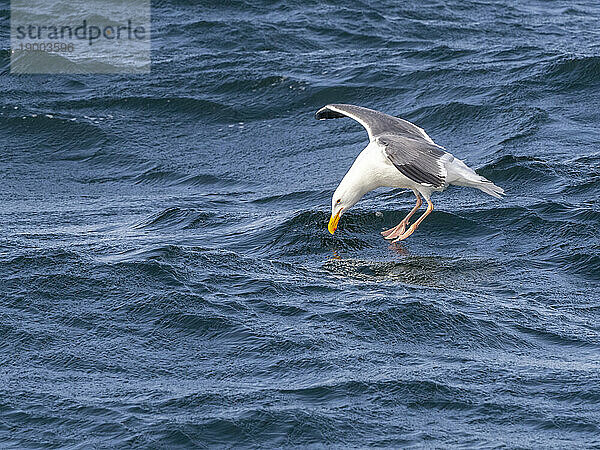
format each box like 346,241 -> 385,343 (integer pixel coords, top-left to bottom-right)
389,241 -> 410,256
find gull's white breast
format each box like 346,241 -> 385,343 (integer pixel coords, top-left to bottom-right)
355,141 -> 425,191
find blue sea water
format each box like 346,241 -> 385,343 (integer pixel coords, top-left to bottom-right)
1,0 -> 600,447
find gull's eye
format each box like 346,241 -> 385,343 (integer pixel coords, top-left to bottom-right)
336,199 -> 341,205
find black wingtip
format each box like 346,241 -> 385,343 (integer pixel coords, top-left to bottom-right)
315,106 -> 345,120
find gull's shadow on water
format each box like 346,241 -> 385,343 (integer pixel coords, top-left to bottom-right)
324,249 -> 503,291
329,237 -> 410,259
388,241 -> 411,255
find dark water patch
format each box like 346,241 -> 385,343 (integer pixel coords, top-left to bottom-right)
141,408 -> 366,448
100,258 -> 186,288
211,273 -> 294,299
566,152 -> 600,168
559,176 -> 600,197
0,114 -> 107,160
31,348 -> 131,374
494,107 -> 549,146
107,290 -> 256,341
529,416 -> 599,434
102,244 -> 194,263
331,209 -> 386,234
8,272 -> 107,308
68,157 -> 157,185
247,329 -> 340,357
412,103 -> 548,147
50,96 -> 245,122
132,167 -> 238,188
480,154 -> 558,185
412,101 -> 495,129
0,248 -> 83,276
215,74 -> 295,96
250,189 -> 329,205
133,169 -> 188,186
156,311 -> 251,340
245,297 -> 308,317
97,246 -> 336,309
401,45 -> 477,62
515,322 -> 600,349
543,56 -> 600,90
465,204 -> 550,229
571,208 -> 600,223
549,251 -> 600,282
320,300 -> 523,349
303,85 -> 405,110
529,200 -> 574,217
468,404 -> 600,439
0,318 -> 59,350
0,401 -> 134,448
461,201 -> 600,240
0,48 -> 10,74
534,381 -> 600,406
262,353 -> 346,376
175,18 -> 324,53
488,45 -> 546,61
416,210 -> 493,237
470,208 -> 600,245
280,378 -> 475,410
132,207 -> 219,231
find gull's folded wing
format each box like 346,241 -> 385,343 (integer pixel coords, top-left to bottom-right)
377,134 -> 447,188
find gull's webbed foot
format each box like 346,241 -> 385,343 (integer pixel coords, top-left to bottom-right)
392,224 -> 418,242
383,191 -> 422,241
382,220 -> 407,240
391,200 -> 434,242
381,227 -> 395,237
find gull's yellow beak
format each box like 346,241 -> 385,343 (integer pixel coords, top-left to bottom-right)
328,211 -> 341,234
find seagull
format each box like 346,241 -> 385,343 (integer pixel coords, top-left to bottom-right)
316,104 -> 504,242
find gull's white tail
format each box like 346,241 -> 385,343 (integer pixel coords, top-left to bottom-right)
442,154 -> 505,199
469,178 -> 505,199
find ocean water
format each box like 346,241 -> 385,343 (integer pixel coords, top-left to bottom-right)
1,0 -> 600,447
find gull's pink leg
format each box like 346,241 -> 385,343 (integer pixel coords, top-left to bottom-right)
393,198 -> 434,242
382,191 -> 422,240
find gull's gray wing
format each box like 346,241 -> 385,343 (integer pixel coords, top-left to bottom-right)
316,103 -> 447,187
377,134 -> 447,188
315,103 -> 434,143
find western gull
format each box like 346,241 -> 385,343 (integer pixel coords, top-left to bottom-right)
316,104 -> 504,242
